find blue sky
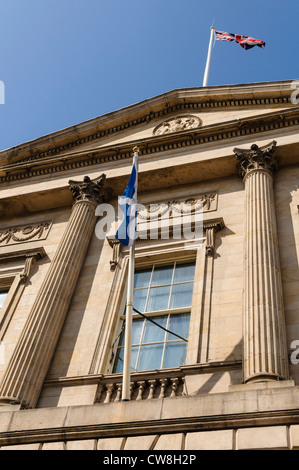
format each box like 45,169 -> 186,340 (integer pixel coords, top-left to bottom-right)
0,0 -> 298,151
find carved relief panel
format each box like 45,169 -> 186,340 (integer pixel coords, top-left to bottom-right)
153,115 -> 202,136
137,192 -> 218,227
0,222 -> 52,247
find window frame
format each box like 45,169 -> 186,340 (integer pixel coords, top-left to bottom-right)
0,288 -> 10,310
105,246 -> 203,375
113,311 -> 191,373
0,248 -> 46,342
90,216 -> 225,375
113,260 -> 196,373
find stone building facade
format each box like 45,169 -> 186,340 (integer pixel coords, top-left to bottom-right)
0,80 -> 299,450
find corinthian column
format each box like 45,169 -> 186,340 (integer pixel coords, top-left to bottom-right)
234,141 -> 289,383
0,175 -> 109,408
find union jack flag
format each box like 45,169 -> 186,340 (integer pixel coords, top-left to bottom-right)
215,30 -> 265,50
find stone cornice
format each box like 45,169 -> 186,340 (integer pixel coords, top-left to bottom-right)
1,106 -> 299,185
0,247 -> 46,263
43,359 -> 239,388
2,409 -> 299,447
0,384 -> 299,446
0,80 -> 294,166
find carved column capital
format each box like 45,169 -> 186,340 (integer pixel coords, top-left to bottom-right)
68,174 -> 110,207
234,140 -> 278,179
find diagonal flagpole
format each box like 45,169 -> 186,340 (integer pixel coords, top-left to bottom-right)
203,26 -> 215,87
121,146 -> 139,401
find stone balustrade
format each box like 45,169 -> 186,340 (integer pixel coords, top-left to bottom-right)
95,371 -> 185,404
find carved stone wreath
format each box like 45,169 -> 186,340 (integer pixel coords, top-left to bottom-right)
153,115 -> 202,136
0,222 -> 51,246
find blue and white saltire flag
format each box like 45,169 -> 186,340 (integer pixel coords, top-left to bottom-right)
116,150 -> 139,246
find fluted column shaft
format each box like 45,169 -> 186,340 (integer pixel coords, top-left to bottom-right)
0,175 -> 108,408
234,142 -> 289,383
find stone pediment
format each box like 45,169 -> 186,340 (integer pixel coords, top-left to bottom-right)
0,80 -> 297,186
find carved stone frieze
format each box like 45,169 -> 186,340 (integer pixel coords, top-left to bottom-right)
0,222 -> 51,247
15,93 -> 290,165
1,107 -> 298,184
154,115 -> 202,136
234,140 -> 278,178
138,192 -> 217,222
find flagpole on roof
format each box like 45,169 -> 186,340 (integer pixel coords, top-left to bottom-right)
121,146 -> 139,401
203,26 -> 215,87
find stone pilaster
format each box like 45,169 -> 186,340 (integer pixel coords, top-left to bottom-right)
0,175 -> 109,408
234,141 -> 289,383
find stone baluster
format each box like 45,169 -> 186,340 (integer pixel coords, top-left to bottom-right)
129,382 -> 135,400
114,383 -> 122,402
136,381 -> 146,400
0,175 -> 110,408
96,384 -> 104,403
170,377 -> 179,397
147,380 -> 157,399
104,383 -> 115,404
234,142 -> 289,383
159,378 -> 168,398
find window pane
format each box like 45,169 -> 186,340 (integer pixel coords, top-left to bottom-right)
147,286 -> 171,312
113,347 -> 124,373
130,346 -> 139,372
173,263 -> 195,283
143,316 -> 167,343
114,262 -> 195,374
167,313 -> 190,341
170,283 -> 194,309
151,265 -> 173,286
133,288 -> 148,313
117,319 -> 143,347
113,346 -> 139,373
0,292 -> 8,309
131,318 -> 144,345
163,342 -> 187,369
134,269 -> 152,289
137,343 -> 163,371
